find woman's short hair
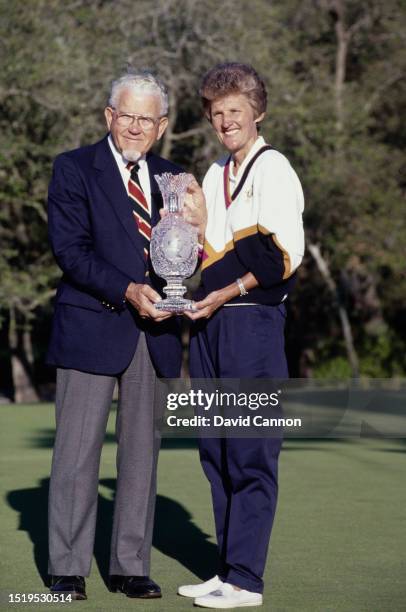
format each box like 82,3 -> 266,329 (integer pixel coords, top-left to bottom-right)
199,62 -> 267,118
108,71 -> 169,116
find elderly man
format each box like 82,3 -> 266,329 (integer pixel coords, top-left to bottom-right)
47,71 -> 204,601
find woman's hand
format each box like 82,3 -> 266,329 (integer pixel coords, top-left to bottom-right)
159,176 -> 207,243
183,176 -> 207,243
184,290 -> 228,320
184,273 -> 260,321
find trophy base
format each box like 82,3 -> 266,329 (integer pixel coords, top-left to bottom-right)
154,277 -> 197,314
155,297 -> 197,314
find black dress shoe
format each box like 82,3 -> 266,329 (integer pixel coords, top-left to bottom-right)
50,575 -> 87,600
109,575 -> 162,598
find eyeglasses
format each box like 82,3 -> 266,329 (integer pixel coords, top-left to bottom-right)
111,108 -> 162,131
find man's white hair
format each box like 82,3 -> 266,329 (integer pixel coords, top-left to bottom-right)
109,71 -> 169,116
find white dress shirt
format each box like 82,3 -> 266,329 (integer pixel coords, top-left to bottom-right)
108,134 -> 152,213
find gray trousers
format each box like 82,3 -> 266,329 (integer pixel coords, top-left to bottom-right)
48,333 -> 160,576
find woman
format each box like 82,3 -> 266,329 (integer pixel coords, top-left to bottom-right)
179,63 -> 305,609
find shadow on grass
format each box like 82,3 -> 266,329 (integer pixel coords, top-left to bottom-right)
7,477 -> 50,585
28,431 -> 199,449
6,477 -> 217,588
29,431 -> 366,451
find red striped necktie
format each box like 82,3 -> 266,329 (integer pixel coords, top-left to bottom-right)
126,161 -> 151,259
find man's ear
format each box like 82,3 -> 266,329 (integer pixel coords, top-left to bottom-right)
156,116 -> 169,141
255,111 -> 265,125
104,107 -> 114,131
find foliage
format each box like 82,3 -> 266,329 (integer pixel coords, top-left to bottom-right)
0,0 -> 405,397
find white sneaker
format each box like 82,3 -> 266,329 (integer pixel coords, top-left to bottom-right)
178,575 -> 223,598
194,582 -> 263,608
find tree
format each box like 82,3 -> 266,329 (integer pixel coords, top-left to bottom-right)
1,0 -> 405,399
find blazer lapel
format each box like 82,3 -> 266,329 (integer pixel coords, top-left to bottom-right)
93,137 -> 146,265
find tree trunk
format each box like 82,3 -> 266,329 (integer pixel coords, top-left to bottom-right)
9,306 -> 40,403
308,243 -> 360,377
332,0 -> 349,135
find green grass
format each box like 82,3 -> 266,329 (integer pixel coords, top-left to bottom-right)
1,404 -> 405,611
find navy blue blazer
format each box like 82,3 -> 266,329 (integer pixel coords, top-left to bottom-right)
47,135 -> 183,377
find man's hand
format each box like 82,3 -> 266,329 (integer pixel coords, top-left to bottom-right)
125,282 -> 172,321
183,176 -> 207,243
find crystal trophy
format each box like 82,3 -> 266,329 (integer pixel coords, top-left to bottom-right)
150,172 -> 198,312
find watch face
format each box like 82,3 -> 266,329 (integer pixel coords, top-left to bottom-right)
162,227 -> 193,262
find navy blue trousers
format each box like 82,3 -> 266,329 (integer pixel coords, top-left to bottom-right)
190,304 -> 288,594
